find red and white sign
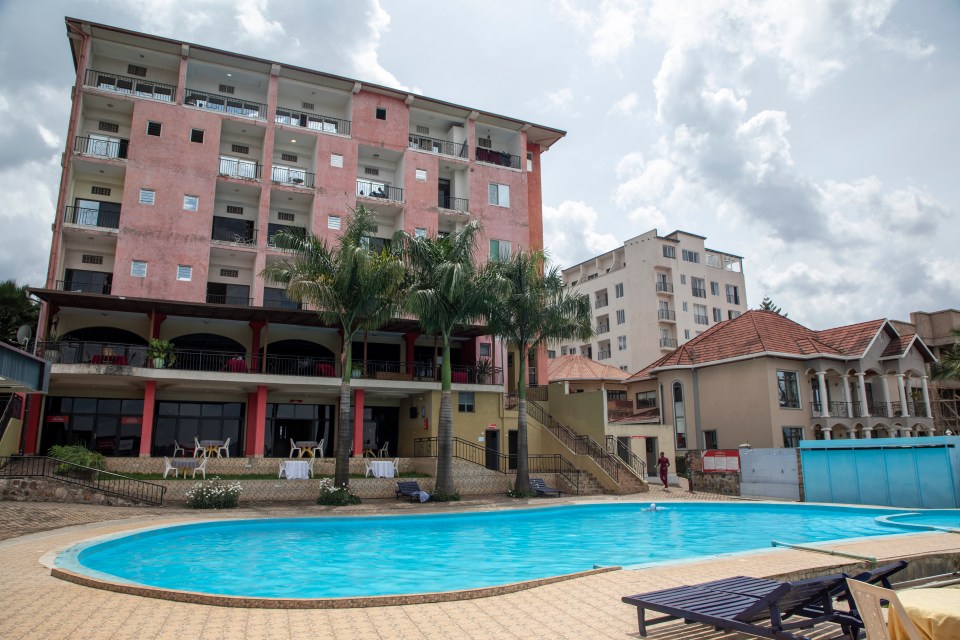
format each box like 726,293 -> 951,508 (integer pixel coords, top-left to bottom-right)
487,424 -> 498,430
46,415 -> 69,424
702,449 -> 740,473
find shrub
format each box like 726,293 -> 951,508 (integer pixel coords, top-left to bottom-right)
508,487 -> 536,499
48,444 -> 105,474
185,477 -> 242,509
316,478 -> 361,506
429,489 -> 461,502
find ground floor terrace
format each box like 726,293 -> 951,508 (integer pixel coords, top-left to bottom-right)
1,490 -> 958,639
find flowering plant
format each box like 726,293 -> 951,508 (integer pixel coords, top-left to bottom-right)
185,477 -> 242,509
316,478 -> 361,506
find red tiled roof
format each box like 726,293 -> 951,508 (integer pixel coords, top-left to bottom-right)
815,319 -> 886,356
881,334 -> 914,358
547,355 -> 631,382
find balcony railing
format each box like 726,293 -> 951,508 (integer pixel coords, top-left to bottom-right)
264,354 -> 336,377
74,136 -> 128,160
39,340 -> 146,367
205,293 -> 252,306
56,280 -> 112,295
64,206 -> 120,229
438,194 -> 470,213
475,147 -> 521,168
596,324 -> 610,334
409,134 -> 468,159
356,179 -> 404,202
211,219 -> 257,245
595,299 -> 608,309
660,337 -> 678,348
656,281 -> 674,293
908,401 -> 928,417
219,157 -> 262,180
597,350 -> 611,360
276,108 -> 351,136
868,402 -> 891,417
271,165 -> 315,188
828,401 -> 863,418
185,89 -> 266,119
694,314 -> 709,325
658,309 -> 676,321
692,287 -> 707,298
84,69 -> 175,102
262,296 -> 303,311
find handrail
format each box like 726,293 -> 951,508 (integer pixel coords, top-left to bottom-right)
413,436 -> 581,495
0,455 -> 166,506
606,435 -> 647,478
526,400 -> 619,481
84,69 -> 176,102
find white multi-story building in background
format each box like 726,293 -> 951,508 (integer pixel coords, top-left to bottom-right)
555,230 -> 748,373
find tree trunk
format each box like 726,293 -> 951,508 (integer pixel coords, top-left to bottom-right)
335,338 -> 353,487
435,337 -> 455,494
515,343 -> 530,493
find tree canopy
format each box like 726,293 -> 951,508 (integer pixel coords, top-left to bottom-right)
759,296 -> 787,317
0,279 -> 39,346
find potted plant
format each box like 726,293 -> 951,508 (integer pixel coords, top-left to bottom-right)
352,360 -> 365,378
475,358 -> 493,384
147,339 -> 176,369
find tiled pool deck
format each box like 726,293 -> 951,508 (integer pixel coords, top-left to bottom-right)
2,486 -> 959,639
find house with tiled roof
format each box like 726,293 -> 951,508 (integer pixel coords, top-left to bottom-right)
625,310 -> 937,451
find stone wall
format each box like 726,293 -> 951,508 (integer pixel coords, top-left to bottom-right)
0,478 -> 145,507
686,450 -> 741,496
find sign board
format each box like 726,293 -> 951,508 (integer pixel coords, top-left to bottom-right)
46,415 -> 69,424
120,416 -> 142,425
487,424 -> 498,430
702,449 -> 740,473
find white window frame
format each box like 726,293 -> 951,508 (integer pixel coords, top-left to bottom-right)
176,265 -> 192,281
130,260 -> 147,278
616,309 -> 625,324
139,188 -> 155,205
615,282 -> 624,298
330,153 -> 344,168
328,215 -> 341,230
490,239 -> 511,261
183,195 -> 199,211
488,183 -> 510,207
415,169 -> 427,182
415,227 -> 427,238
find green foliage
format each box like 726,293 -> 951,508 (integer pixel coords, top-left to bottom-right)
428,489 -> 461,502
932,330 -> 960,381
146,339 -> 177,366
475,358 -> 493,383
316,479 -> 361,506
508,487 -> 537,499
759,296 -> 787,317
48,444 -> 105,472
0,279 -> 39,346
185,477 -> 242,509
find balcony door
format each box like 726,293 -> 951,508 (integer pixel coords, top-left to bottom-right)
75,198 -> 120,228
438,178 -> 451,208
64,269 -> 112,294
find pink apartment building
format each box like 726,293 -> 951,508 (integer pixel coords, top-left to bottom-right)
25,18 -> 564,460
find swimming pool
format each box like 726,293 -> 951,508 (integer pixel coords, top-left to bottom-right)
57,502 -> 959,599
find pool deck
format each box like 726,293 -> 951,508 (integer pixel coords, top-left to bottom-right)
2,486 -> 959,640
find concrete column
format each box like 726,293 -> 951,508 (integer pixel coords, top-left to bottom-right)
404,331 -> 419,375
817,371 -> 830,417
23,394 -> 44,455
353,388 -> 365,457
862,426 -> 873,439
251,385 -> 268,457
821,426 -> 832,440
250,320 -> 265,373
896,374 -> 909,417
139,381 -> 156,457
921,376 -> 933,419
881,375 -> 893,418
841,374 -> 852,417
856,372 -> 870,417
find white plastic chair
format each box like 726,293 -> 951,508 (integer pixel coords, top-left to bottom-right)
278,459 -> 287,478
193,436 -> 203,458
217,437 -> 230,458
364,459 -> 374,477
378,441 -> 389,458
172,440 -> 185,457
315,439 -> 325,459
306,456 -> 316,478
289,438 -> 302,458
845,579 -> 922,640
192,457 -> 207,479
392,457 -> 400,477
162,456 -> 177,478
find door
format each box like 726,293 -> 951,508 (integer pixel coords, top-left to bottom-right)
508,430 -> 518,470
485,429 -> 500,471
645,437 -> 658,477
438,178 -> 451,209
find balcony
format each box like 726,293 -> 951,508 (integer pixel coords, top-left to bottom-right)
692,287 -> 707,298
657,309 -> 676,321
660,337 -> 678,349
271,165 -> 315,188
597,350 -> 612,360
219,157 -> 262,181
828,401 -> 863,418
596,323 -> 610,334
263,287 -> 302,311
267,223 -> 305,248
64,205 -> 120,230
211,217 -> 257,245
595,298 -> 608,309
39,340 -> 145,366
409,134 -> 468,159
74,135 -> 128,160
57,272 -> 112,295
356,179 -> 404,203
907,401 -> 928,417
205,293 -> 252,306
185,89 -> 266,119
868,402 -> 891,417
84,69 -> 176,102
694,314 -> 709,325
276,108 -> 351,136
438,194 -> 470,213
656,281 -> 674,293
475,147 -> 520,169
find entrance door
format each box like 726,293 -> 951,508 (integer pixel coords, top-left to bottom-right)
438,178 -> 451,209
485,429 -> 500,471
645,437 -> 658,477
508,430 -> 518,470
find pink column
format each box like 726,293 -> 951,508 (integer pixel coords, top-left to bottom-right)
23,394 -> 43,455
404,331 -> 419,374
139,381 -> 156,457
353,388 -> 365,457
244,392 -> 258,457
248,386 -> 268,457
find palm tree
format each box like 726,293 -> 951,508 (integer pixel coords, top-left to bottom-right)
396,220 -> 493,495
0,279 -> 39,346
932,329 -> 960,381
486,250 -> 592,493
261,205 -> 404,487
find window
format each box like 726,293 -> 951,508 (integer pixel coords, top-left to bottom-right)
176,265 -> 192,281
617,335 -> 627,351
489,239 -> 511,261
479,343 -> 491,357
231,144 -> 249,155
98,121 -> 119,133
616,309 -> 625,324
691,277 -> 706,298
615,282 -> 624,298
684,329 -> 690,339
415,169 -> 427,182
526,151 -> 534,171
547,350 -> 556,358
783,427 -> 804,448
682,301 -> 688,312
728,310 -> 741,320
375,107 -> 387,120
560,347 -> 567,356
726,284 -> 740,305
694,304 -> 708,325
415,227 -> 427,238
220,268 -> 239,278
488,183 -> 510,207
330,153 -> 343,168
81,254 -> 103,264
710,281 -> 720,296
704,430 -> 718,450
680,274 -> 686,285
777,371 -> 801,408
218,84 -> 235,94
130,260 -> 147,278
682,249 -> 700,263
190,129 -> 204,143
183,195 -> 199,211
662,245 -> 676,259
139,188 -> 155,205
636,391 -> 657,409
302,101 -> 315,110
457,392 -> 475,413
713,307 -> 722,323
127,64 -> 147,77
146,121 -> 162,136
91,185 -> 111,196
673,382 -> 686,449
280,153 -> 298,163
328,215 -> 341,230
277,211 -> 295,222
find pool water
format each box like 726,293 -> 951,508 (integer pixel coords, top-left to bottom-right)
58,503 -> 959,598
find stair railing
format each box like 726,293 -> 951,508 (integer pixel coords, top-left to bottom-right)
0,455 -> 166,506
526,400 -> 620,482
605,435 -> 647,479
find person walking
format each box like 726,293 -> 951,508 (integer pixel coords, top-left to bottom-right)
657,452 -> 670,489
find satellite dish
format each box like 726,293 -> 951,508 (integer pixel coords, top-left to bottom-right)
16,324 -> 32,348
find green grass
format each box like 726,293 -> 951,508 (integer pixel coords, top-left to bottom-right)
119,471 -> 431,481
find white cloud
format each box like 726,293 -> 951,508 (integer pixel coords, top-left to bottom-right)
543,201 -> 620,269
235,0 -> 285,41
544,88 -> 574,112
609,92 -> 639,116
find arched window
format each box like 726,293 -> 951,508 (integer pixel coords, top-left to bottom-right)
672,381 -> 686,449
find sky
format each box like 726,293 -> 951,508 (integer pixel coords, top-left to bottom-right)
0,0 -> 957,331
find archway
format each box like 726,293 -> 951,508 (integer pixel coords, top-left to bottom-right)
60,326 -> 148,366
262,339 -> 337,376
170,333 -> 245,372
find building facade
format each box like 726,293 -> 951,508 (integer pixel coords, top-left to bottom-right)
556,229 -> 747,373
24,18 -> 564,459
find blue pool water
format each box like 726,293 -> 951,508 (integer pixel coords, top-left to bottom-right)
58,503 -> 959,598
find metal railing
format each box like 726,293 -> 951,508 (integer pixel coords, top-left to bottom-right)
211,219 -> 257,245
264,354 -> 337,377
356,179 -> 404,202
658,309 -> 676,321
63,205 -> 120,229
205,293 -> 252,306
475,147 -> 521,168
867,402 -> 891,417
656,281 -> 674,293
597,350 -> 611,360
84,69 -> 176,102
185,88 -> 266,119
409,134 -> 468,158
504,392 -> 519,411
660,337 -> 678,348
0,455 -> 166,505
828,401 -> 863,418
595,299 -> 608,309
596,323 -> 610,334
412,436 -> 581,494
526,400 -> 619,482
219,157 -> 262,180
694,314 -> 710,325
39,340 -> 145,366
0,395 -> 24,447
271,165 -> 316,188
74,135 -> 129,160
438,194 -> 470,213
606,435 -> 647,478
908,401 -> 929,417
55,280 -> 112,295
692,287 -> 707,298
276,108 -> 351,136
526,386 -> 549,402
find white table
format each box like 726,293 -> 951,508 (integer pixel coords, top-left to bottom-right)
283,460 -> 309,480
369,460 -> 396,478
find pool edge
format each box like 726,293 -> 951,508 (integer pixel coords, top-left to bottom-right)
50,564 -> 622,609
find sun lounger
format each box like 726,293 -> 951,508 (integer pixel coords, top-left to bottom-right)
530,477 -> 562,497
622,573 -> 862,639
396,481 -> 430,502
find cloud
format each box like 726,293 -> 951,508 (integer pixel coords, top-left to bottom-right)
543,201 -> 620,270
545,88 -> 574,112
609,92 -> 639,116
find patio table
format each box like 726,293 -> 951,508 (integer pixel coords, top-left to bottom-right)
369,460 -> 396,478
170,459 -> 199,477
889,588 -> 960,640
295,440 -> 318,458
199,439 -> 223,458
282,460 -> 309,480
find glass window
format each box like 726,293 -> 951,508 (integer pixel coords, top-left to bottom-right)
777,370 -> 801,408
782,426 -> 804,448
131,260 -> 147,277
691,277 -> 706,298
682,249 -> 700,263
710,281 -> 720,295
615,283 -> 624,298
662,245 -> 675,258
415,227 -> 427,238
673,382 -> 686,449
547,350 -> 556,358
176,265 -> 192,281
616,309 -> 625,324
457,392 -> 475,413
139,188 -> 155,205
488,183 -> 510,207
704,430 -> 718,449
726,284 -> 740,305
713,307 -> 722,322
479,342 -> 491,357
183,195 -> 199,211
489,239 -> 511,261
680,274 -> 686,285
636,391 -> 657,409
190,129 -> 204,143
617,335 -> 627,350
